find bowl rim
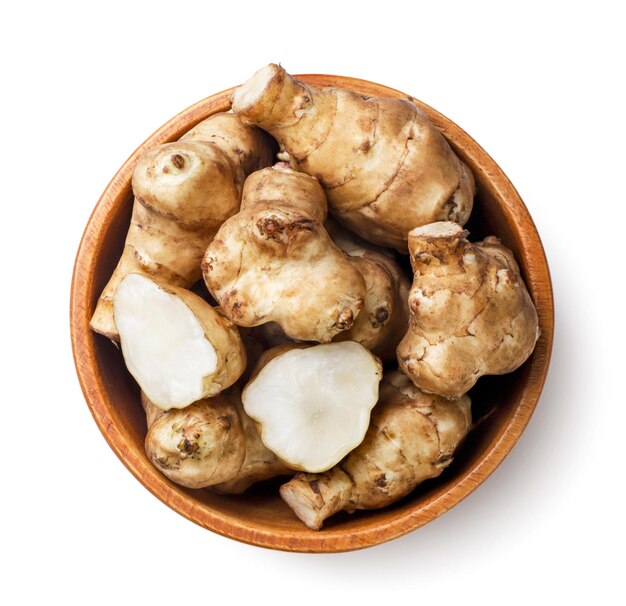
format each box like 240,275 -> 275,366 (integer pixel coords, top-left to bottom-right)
70,74 -> 554,553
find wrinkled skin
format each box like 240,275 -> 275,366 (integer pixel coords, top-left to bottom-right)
241,163 -> 327,223
328,221 -> 410,360
279,371 -> 471,530
90,112 -> 274,340
232,64 -> 475,252
143,389 -> 290,493
202,169 -> 366,343
397,221 -> 540,399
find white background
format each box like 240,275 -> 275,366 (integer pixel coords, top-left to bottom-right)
2,1 -> 624,604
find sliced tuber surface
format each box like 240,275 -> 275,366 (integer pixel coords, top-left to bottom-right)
114,273 -> 245,410
242,342 -> 383,473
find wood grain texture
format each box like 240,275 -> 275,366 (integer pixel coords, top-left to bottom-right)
70,75 -> 554,553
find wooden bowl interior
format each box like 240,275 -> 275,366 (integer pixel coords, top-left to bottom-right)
72,75 -> 553,552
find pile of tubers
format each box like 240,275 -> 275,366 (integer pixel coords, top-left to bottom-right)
91,64 -> 540,530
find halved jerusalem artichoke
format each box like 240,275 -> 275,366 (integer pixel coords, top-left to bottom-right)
242,342 -> 383,473
114,273 -> 245,410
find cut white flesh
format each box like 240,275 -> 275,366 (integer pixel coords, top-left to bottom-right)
114,273 -> 244,410
242,342 -> 383,472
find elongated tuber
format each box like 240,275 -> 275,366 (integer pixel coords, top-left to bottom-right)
90,112 -> 274,340
232,64 -> 475,252
397,222 -> 540,399
114,273 -> 245,410
202,167 -> 366,343
243,342 -> 383,473
143,390 -> 290,492
279,371 -> 471,530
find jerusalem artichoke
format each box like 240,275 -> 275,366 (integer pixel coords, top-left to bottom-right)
279,371 -> 471,530
90,112 -> 274,340
143,390 -> 290,492
242,342 -> 383,473
114,273 -> 245,410
397,222 -> 540,399
327,221 -> 410,360
241,163 -> 327,223
202,166 -> 366,343
232,64 -> 475,252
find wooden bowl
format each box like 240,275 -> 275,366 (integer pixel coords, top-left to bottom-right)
70,74 -> 554,552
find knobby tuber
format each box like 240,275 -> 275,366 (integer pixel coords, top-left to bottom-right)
397,222 -> 540,399
202,165 -> 366,342
231,64 -> 475,252
143,390 -> 290,492
279,371 -> 471,530
90,112 -> 274,340
241,163 -> 327,223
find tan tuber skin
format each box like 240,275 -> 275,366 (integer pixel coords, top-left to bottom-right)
90,112 -> 274,340
327,221 -> 410,361
232,64 -> 475,252
202,165 -> 366,343
397,222 -> 540,399
279,371 -> 471,530
143,390 -> 291,493
241,163 -> 327,223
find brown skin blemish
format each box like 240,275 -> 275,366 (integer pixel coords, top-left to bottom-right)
309,480 -> 321,495
257,217 -> 315,242
218,415 -> 232,431
261,218 -> 280,236
371,306 -> 389,327
231,301 -> 246,319
177,438 -> 199,457
171,154 -> 185,170
201,257 -> 215,273
375,474 -> 387,488
335,307 -> 354,330
414,252 -> 432,266
155,456 -> 177,470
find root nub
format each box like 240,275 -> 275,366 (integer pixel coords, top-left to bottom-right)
335,307 -> 355,330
